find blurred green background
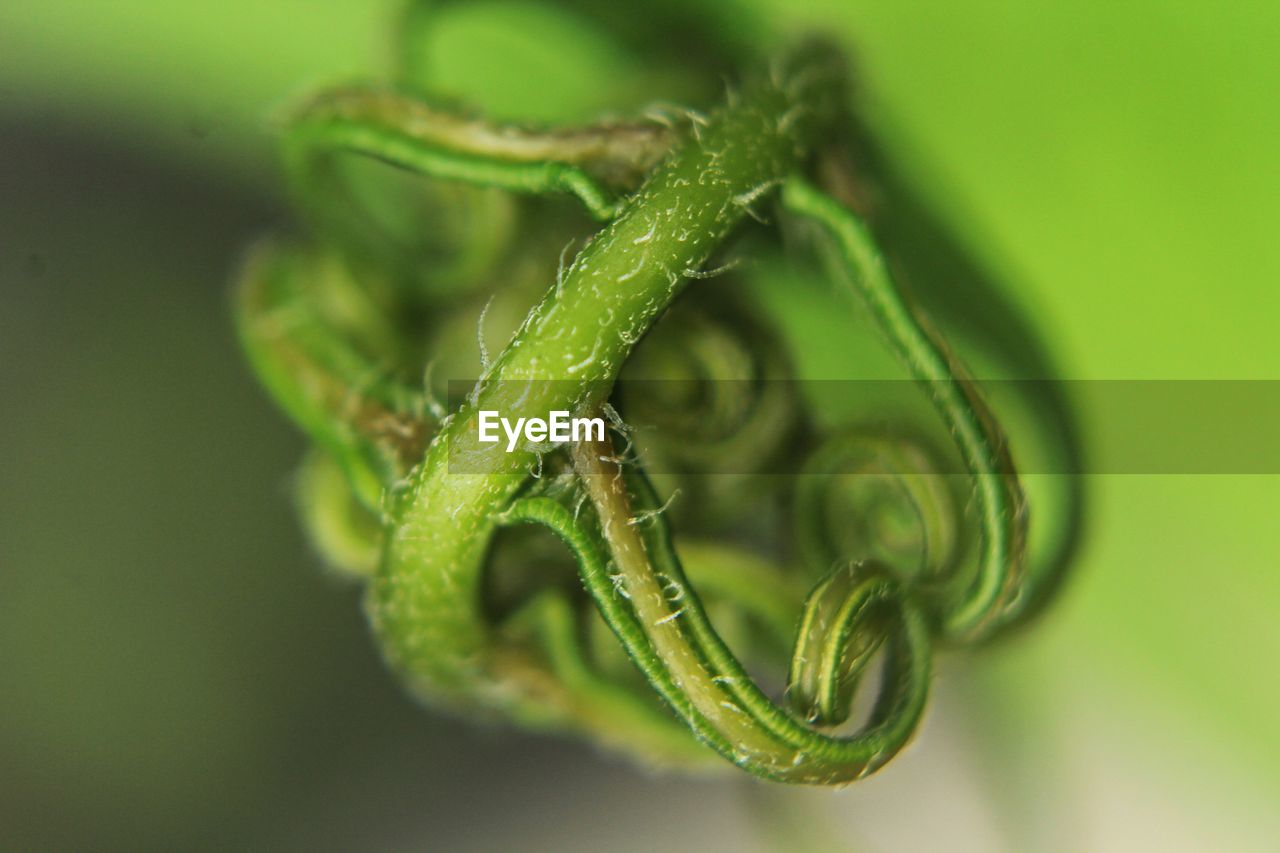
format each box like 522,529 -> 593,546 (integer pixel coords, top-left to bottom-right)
2,1 -> 1277,850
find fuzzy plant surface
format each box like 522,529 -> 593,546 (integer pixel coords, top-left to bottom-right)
234,0 -> 1083,784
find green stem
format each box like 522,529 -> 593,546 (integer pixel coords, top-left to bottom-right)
565,436 -> 931,783
369,43 -> 842,714
284,85 -> 674,221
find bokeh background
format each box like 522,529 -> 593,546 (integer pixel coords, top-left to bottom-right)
2,1 -> 1278,850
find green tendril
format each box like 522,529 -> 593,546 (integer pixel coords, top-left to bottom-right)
795,431 -> 958,586
234,241 -> 432,508
235,3 -> 1079,786
781,178 -> 1028,642
561,436 -> 932,784
283,85 -> 675,221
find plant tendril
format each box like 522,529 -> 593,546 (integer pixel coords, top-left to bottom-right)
234,3 -> 1080,785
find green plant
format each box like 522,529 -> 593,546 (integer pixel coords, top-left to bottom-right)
235,1 -> 1082,784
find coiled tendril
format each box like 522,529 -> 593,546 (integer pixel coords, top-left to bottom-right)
234,0 -> 1081,784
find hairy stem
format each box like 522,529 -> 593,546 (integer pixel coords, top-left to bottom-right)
569,433 -> 931,783
370,43 -> 842,711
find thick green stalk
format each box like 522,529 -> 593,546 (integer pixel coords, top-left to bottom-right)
369,45 -> 842,710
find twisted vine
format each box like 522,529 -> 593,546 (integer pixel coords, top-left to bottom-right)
234,1 -> 1081,784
